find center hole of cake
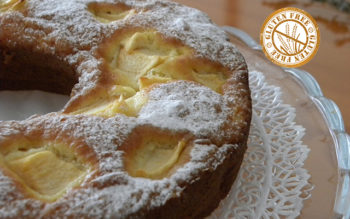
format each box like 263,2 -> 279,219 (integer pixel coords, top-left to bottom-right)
0,90 -> 69,121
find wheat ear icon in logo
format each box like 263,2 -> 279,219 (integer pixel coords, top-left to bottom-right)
277,23 -> 302,55
273,20 -> 307,56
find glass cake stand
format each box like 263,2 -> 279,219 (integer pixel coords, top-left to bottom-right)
223,26 -> 349,219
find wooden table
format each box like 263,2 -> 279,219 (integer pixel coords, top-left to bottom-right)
174,0 -> 350,132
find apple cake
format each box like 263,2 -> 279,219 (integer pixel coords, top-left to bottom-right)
0,0 -> 251,218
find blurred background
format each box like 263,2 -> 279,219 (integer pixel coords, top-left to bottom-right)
174,0 -> 350,132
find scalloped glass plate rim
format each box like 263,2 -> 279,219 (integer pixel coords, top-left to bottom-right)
222,25 -> 350,219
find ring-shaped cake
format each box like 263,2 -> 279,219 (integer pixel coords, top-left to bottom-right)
0,0 -> 251,218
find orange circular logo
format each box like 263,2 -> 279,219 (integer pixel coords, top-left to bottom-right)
260,7 -> 320,67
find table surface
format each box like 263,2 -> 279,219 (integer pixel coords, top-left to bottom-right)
174,0 -> 350,132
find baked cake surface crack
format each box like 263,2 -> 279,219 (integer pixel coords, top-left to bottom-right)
0,0 -> 251,218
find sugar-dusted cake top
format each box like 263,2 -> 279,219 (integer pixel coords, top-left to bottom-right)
0,0 -> 251,217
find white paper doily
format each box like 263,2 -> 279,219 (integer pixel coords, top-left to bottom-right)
209,71 -> 312,219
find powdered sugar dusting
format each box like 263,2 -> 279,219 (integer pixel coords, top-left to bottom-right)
0,114 -> 241,218
0,0 -> 247,100
139,81 -> 233,144
0,0 -> 250,217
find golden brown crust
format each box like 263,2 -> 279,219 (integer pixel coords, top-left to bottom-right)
0,0 -> 251,218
